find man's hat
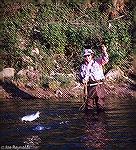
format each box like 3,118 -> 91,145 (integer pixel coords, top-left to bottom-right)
83,49 -> 94,56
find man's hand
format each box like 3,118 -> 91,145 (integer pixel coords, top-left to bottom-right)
82,78 -> 88,84
101,44 -> 107,53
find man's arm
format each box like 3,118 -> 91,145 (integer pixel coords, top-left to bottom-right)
97,44 -> 109,65
79,64 -> 86,83
79,64 -> 89,84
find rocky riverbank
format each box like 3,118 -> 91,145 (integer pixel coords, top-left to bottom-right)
0,79 -> 135,102
0,67 -> 136,101
0,80 -> 84,101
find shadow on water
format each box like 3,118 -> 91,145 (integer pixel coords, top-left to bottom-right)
0,96 -> 136,150
82,111 -> 110,150
1,80 -> 35,99
105,96 -> 136,150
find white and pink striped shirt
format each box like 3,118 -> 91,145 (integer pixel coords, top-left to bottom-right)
80,52 -> 109,82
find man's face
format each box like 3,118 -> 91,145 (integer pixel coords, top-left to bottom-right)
84,54 -> 93,62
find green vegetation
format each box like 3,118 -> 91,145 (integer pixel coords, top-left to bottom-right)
1,0 -> 136,87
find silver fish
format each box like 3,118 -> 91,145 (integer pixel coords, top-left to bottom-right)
21,111 -> 40,122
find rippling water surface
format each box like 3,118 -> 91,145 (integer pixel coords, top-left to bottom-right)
0,96 -> 136,150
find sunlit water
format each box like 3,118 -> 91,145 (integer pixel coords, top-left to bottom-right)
0,96 -> 136,150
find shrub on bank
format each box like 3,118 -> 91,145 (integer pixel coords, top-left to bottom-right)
1,1 -> 134,86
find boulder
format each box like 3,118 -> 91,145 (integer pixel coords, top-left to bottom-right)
0,68 -> 15,80
17,67 -> 40,88
105,68 -> 124,81
26,69 -> 40,82
17,69 -> 28,77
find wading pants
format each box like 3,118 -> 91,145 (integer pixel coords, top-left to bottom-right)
86,82 -> 105,109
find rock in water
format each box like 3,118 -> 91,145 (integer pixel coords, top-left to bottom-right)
21,111 -> 40,122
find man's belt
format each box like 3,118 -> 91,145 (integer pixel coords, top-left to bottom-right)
89,82 -> 103,87
88,80 -> 104,87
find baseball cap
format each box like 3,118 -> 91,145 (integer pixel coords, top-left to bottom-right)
83,49 -> 94,56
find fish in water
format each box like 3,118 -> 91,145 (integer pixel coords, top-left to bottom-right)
21,111 -> 40,122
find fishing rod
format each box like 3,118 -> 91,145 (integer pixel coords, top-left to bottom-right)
79,82 -> 87,111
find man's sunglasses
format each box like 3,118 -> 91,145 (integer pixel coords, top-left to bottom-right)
84,54 -> 93,57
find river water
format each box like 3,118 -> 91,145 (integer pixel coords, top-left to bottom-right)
0,96 -> 136,150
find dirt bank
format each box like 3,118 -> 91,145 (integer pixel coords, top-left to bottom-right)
0,80 -> 83,101
0,80 -> 135,101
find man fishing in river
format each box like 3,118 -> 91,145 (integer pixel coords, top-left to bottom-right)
79,44 -> 109,112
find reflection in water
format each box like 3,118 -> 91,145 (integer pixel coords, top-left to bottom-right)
33,124 -> 44,131
83,111 -> 110,150
1,98 -> 136,150
24,135 -> 41,149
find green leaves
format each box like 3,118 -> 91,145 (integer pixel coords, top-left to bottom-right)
42,23 -> 67,53
1,1 -> 133,73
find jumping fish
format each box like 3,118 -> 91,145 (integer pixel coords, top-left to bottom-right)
21,111 -> 40,122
